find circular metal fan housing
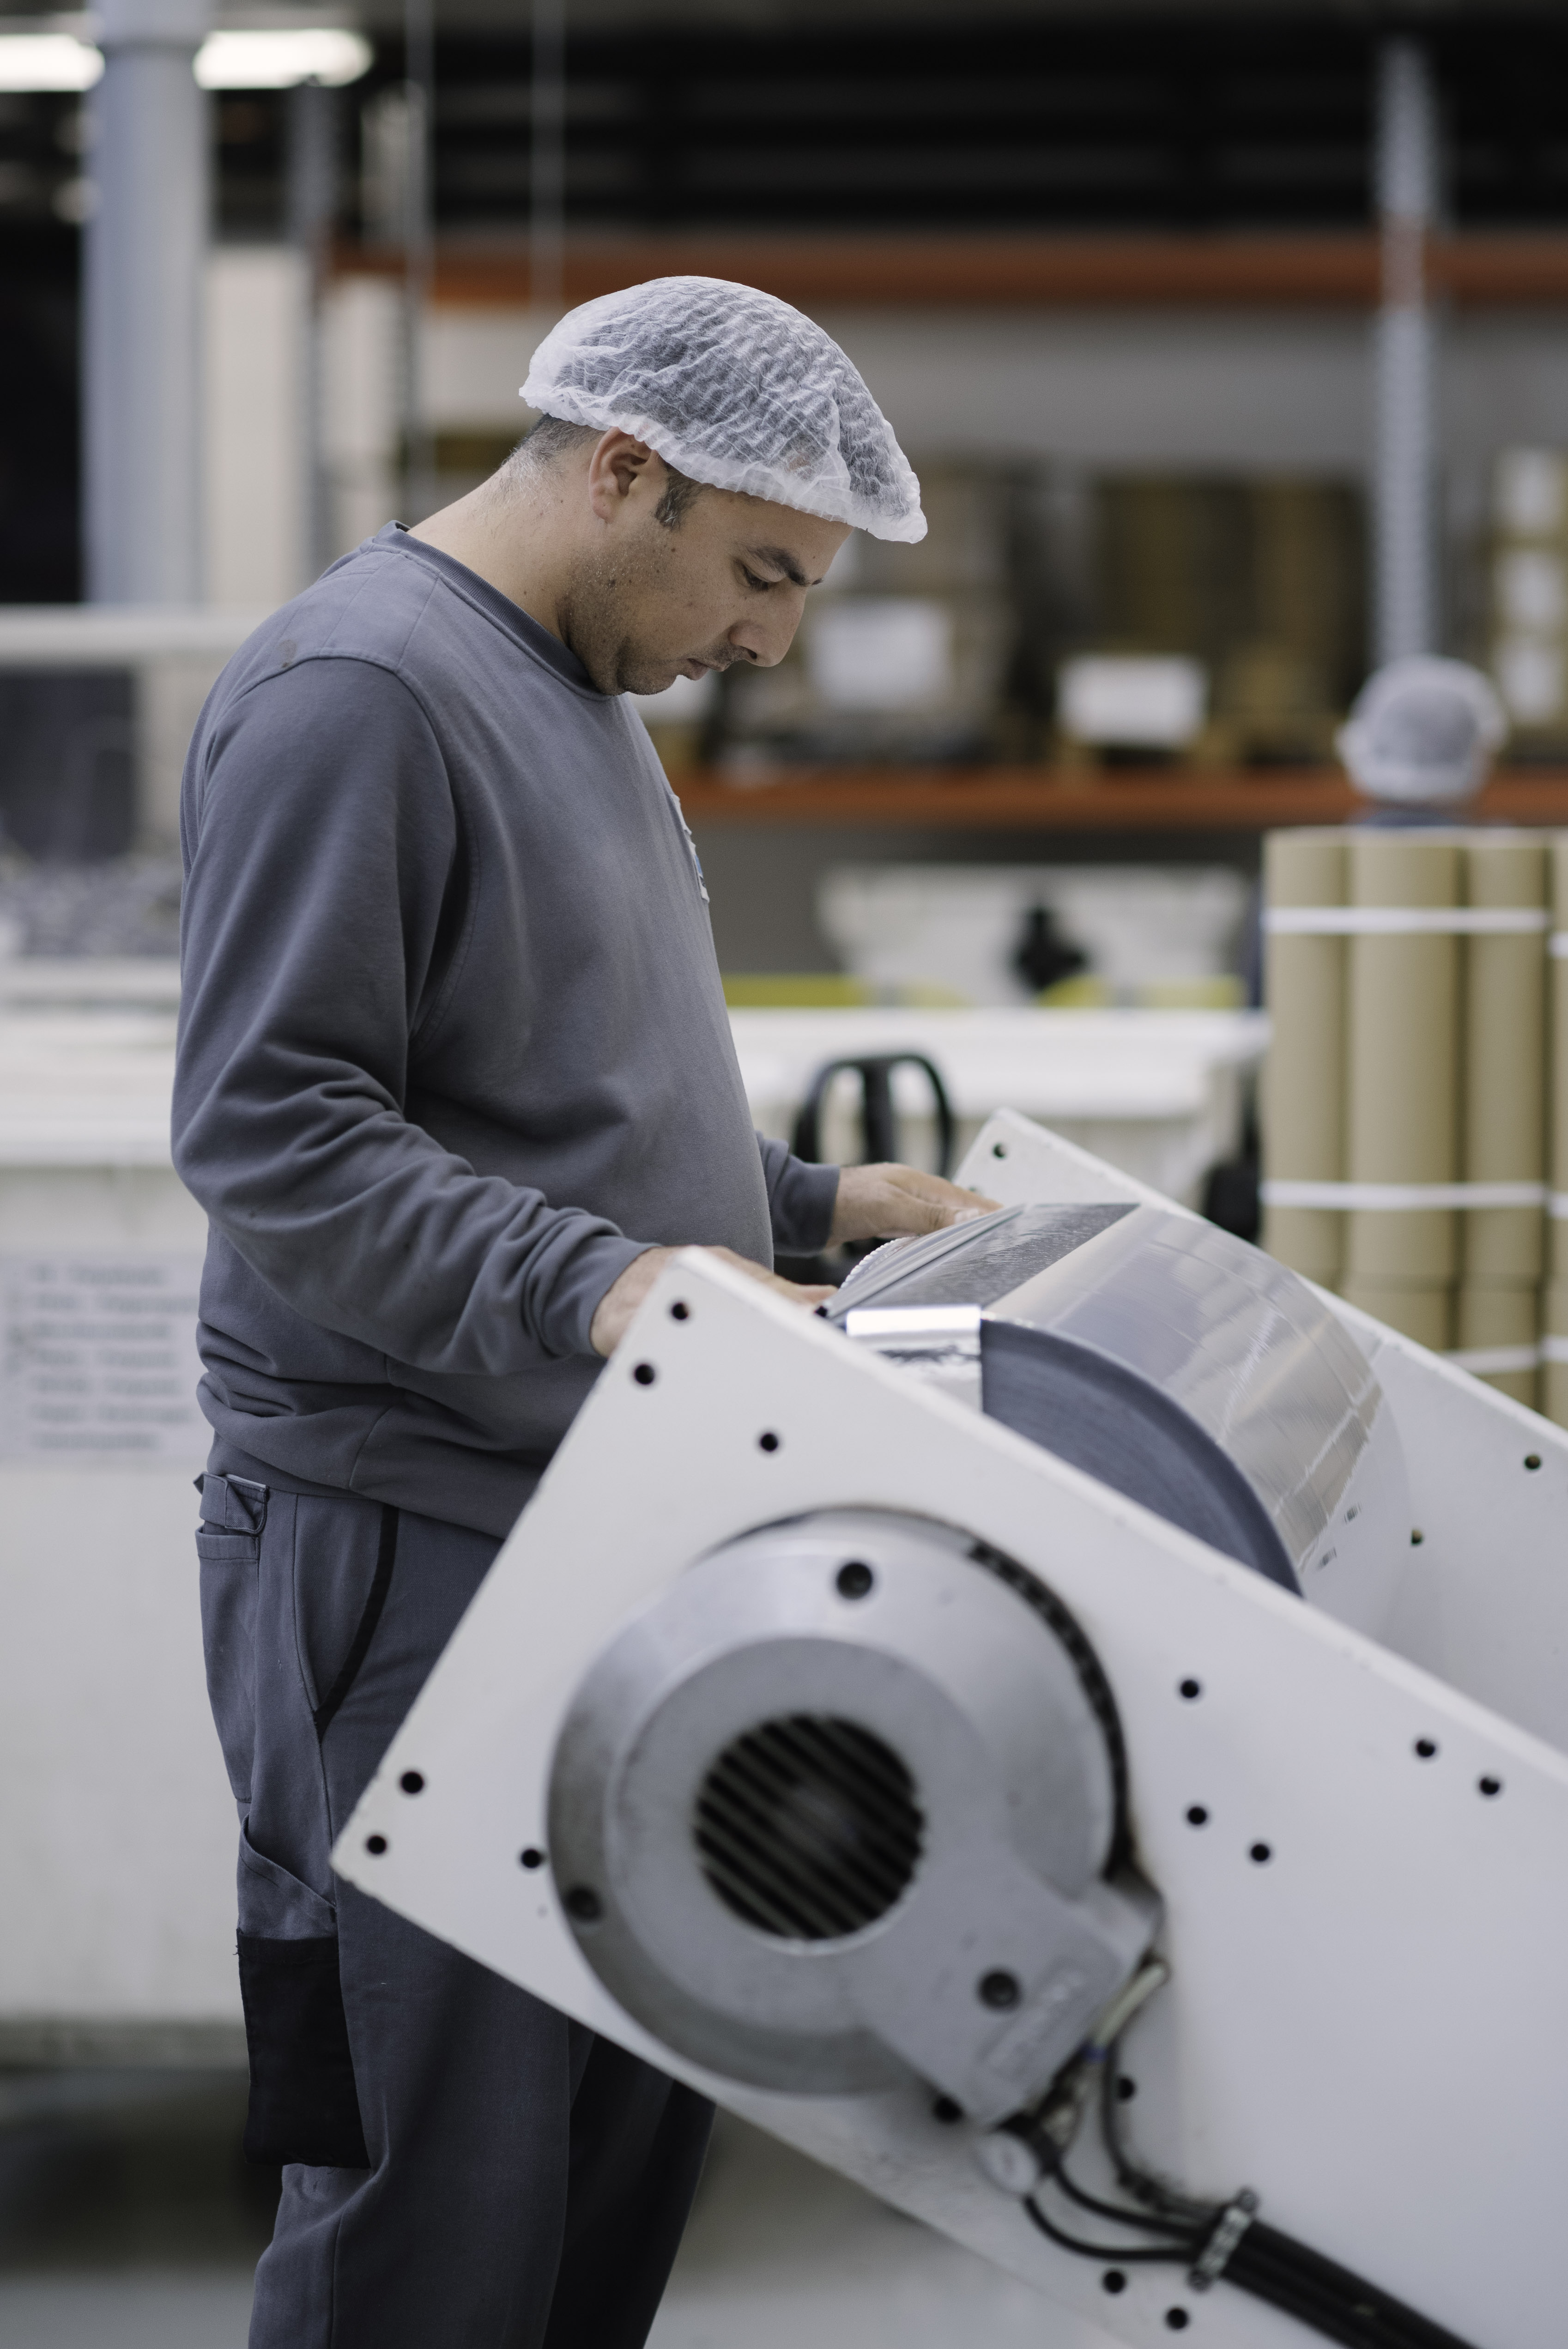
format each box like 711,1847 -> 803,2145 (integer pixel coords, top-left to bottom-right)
546,1510 -> 1158,2125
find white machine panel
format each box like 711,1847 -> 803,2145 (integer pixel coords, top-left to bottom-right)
339,1120 -> 1568,2349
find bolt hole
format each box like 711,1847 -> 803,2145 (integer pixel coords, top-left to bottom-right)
1165,2311 -> 1191,2332
1410,1529 -> 1424,1546
1525,1453 -> 1542,1471
564,1885 -> 603,1923
632,1362 -> 656,1386
1115,2077 -> 1137,2103
365,1834 -> 387,1856
1414,1738 -> 1437,1760
1249,1842 -> 1273,1865
1186,1804 -> 1209,1827
399,1770 -> 424,1795
836,1560 -> 874,1600
669,1301 -> 690,1322
931,2095 -> 963,2125
519,1847 -> 545,1871
757,1430 -> 781,1453
978,1970 -> 1021,2011
1478,1775 -> 1503,1798
1179,1677 -> 1202,1701
1102,2270 -> 1127,2295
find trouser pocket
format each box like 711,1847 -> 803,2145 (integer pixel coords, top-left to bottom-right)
238,1825 -> 369,2168
198,1522 -> 262,1807
237,1930 -> 370,2167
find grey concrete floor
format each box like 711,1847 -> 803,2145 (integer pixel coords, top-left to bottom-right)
0,2067 -> 1106,2349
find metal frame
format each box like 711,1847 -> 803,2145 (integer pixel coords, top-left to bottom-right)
339,1112 -> 1568,2348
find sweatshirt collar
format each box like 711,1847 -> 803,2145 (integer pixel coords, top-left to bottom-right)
382,522 -> 601,695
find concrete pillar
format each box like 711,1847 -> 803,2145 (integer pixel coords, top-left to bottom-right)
84,0 -> 212,605
1373,38 -> 1440,665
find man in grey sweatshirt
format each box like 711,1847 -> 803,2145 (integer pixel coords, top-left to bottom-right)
174,278 -> 988,2348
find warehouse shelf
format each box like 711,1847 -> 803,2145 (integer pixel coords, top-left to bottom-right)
331,232 -> 1568,312
674,768 -> 1568,832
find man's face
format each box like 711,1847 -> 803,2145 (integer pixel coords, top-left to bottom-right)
559,439 -> 852,697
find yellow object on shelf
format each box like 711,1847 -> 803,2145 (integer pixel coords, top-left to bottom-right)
1037,974 -> 1113,1009
721,975 -> 873,1009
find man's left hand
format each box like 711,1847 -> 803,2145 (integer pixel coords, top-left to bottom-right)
828,1162 -> 1000,1248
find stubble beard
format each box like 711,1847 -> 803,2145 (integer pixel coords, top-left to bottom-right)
558,535 -> 735,697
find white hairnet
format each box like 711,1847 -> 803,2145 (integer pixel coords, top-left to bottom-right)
521,277 -> 926,544
1337,657 -> 1507,805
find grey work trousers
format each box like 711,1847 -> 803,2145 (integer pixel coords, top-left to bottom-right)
197,1471 -> 713,2349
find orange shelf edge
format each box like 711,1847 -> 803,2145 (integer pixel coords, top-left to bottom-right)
671,768 -> 1568,832
332,231 -> 1568,313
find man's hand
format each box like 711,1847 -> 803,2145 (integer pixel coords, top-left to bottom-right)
590,1246 -> 834,1357
829,1163 -> 1001,1247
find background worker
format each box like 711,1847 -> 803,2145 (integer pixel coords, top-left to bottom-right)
173,276 -> 990,2349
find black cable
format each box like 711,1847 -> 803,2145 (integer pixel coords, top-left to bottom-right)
1098,2056 -> 1214,2228
1016,2034 -> 1487,2349
1226,2222 -> 1481,2349
1049,2157 -> 1197,2240
1023,2194 -> 1197,2266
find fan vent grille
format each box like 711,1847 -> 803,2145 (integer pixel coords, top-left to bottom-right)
694,1714 -> 923,1942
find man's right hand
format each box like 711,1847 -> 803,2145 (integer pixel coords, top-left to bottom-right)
590,1247 -> 835,1357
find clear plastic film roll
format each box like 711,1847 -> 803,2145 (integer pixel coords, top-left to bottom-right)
1343,834 -> 1460,1337
1260,830 -> 1346,1286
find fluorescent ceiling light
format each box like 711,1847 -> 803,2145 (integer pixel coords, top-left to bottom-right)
0,33 -> 102,90
195,28 -> 371,88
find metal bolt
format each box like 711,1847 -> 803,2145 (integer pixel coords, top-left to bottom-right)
978,1969 -> 1021,2010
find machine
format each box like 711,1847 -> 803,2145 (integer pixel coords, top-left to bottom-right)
338,1111 -> 1568,2349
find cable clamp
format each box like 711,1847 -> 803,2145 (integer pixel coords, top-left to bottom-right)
1189,2190 -> 1258,2291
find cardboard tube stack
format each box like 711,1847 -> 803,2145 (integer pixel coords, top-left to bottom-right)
1457,836 -> 1546,1405
1262,827 -> 1552,1408
1260,829 -> 1346,1287
1339,833 -> 1461,1353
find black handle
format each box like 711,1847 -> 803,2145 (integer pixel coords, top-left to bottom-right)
790,1052 -> 956,1177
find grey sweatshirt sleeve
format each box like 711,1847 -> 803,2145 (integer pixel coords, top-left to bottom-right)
757,1135 -> 840,1256
174,658 -> 650,1370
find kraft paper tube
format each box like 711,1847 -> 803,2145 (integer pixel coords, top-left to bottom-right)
1338,1278 -> 1453,1352
1260,829 -> 1346,1285
1344,832 -> 1460,1284
1551,838 -> 1568,1279
1462,834 -> 1546,1283
1454,1283 -> 1538,1408
1540,1277 -> 1568,1429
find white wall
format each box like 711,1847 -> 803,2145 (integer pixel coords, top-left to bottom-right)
0,1161 -> 240,2030
321,272 -> 401,557
205,245 -> 309,608
423,302 -> 558,433
411,296 -> 1568,491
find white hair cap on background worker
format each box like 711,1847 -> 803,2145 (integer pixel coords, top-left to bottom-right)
1337,656 -> 1508,806
521,275 -> 927,544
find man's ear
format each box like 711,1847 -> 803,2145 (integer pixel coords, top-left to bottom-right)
586,430 -> 656,524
